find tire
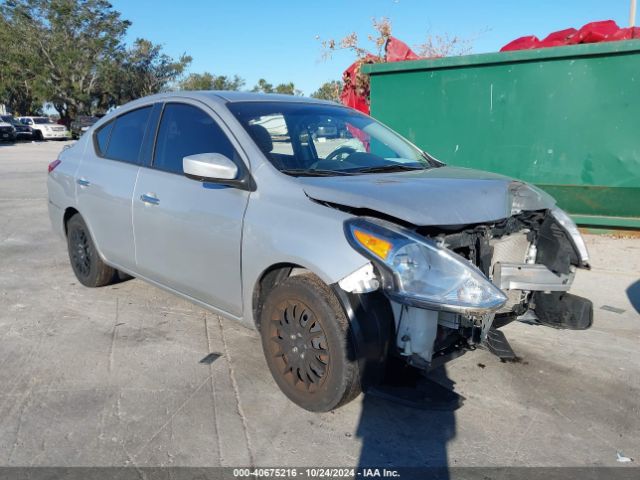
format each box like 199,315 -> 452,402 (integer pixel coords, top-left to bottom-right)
260,274 -> 361,411
66,214 -> 116,287
33,130 -> 43,141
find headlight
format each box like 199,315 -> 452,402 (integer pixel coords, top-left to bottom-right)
344,218 -> 507,315
551,207 -> 590,268
44,125 -> 51,131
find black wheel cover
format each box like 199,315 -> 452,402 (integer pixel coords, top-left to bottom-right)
69,227 -> 92,279
267,300 -> 330,393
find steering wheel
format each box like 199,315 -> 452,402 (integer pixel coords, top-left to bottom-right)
325,146 -> 357,162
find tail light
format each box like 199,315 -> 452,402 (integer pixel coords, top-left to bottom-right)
48,159 -> 61,173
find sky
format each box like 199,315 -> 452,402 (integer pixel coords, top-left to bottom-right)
109,0 -> 635,95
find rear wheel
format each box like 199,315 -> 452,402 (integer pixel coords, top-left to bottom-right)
260,274 -> 361,411
66,214 -> 116,287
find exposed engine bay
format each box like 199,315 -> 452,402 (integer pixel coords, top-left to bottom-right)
338,209 -> 593,370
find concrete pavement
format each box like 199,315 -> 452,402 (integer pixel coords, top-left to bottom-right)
0,140 -> 638,469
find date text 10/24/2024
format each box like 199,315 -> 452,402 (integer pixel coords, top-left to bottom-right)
233,468 -> 401,478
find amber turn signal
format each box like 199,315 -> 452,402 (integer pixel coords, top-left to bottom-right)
353,229 -> 393,260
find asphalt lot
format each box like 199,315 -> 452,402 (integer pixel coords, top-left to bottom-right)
0,140 -> 639,469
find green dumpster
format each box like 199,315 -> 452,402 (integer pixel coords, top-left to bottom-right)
362,40 -> 640,229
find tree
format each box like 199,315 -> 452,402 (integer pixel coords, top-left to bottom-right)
274,82 -> 302,96
1,0 -> 131,122
122,39 -> 191,98
321,17 -> 476,60
105,38 -> 190,107
211,74 -> 244,91
318,18 -> 392,109
179,72 -> 245,91
0,0 -> 191,121
95,39 -> 191,112
416,32 -> 476,58
0,14 -> 46,114
180,72 -> 215,91
311,80 -> 343,102
318,18 -> 477,109
252,78 -> 302,95
251,78 -> 274,93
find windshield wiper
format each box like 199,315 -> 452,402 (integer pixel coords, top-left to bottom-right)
279,168 -> 354,177
349,164 -> 426,174
421,151 -> 445,167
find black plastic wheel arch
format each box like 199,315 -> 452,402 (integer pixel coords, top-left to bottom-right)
332,286 -> 395,390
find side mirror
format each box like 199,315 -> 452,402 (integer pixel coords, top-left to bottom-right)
183,153 -> 238,182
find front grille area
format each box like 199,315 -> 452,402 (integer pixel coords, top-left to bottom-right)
490,230 -> 531,265
490,231 -> 532,313
430,212 -> 546,316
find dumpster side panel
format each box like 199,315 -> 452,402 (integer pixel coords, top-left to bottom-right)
368,45 -> 640,227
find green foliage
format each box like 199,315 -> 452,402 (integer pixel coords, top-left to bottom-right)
251,78 -> 274,93
179,72 -> 216,91
0,0 -> 334,119
97,38 -> 191,110
0,12 -> 46,115
0,0 -> 190,122
121,39 -> 192,99
179,72 -> 245,91
311,80 -> 343,103
252,78 -> 302,96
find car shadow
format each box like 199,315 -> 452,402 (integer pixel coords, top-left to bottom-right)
626,279 -> 640,314
355,365 -> 458,478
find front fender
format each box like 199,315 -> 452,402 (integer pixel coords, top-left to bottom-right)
241,192 -> 368,328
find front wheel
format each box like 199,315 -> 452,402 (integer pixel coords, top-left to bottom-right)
260,274 -> 361,411
66,214 -> 116,287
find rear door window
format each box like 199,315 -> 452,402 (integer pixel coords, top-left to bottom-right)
153,103 -> 237,175
94,121 -> 114,156
103,106 -> 152,164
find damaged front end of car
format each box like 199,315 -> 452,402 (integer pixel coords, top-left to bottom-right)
335,182 -> 593,372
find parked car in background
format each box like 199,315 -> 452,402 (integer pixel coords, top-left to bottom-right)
1,115 -> 32,140
70,115 -> 100,139
18,116 -> 69,141
47,92 -> 593,412
0,119 -> 16,143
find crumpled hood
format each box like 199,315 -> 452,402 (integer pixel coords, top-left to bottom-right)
301,166 -> 555,226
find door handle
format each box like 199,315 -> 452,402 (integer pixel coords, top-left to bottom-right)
140,193 -> 160,206
77,178 -> 91,187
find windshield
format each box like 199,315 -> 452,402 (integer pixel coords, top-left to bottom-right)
33,117 -> 52,124
1,116 -> 16,125
228,102 -> 438,176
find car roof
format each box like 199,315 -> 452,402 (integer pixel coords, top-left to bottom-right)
206,91 -> 336,105
94,91 -> 352,129
120,90 -> 341,108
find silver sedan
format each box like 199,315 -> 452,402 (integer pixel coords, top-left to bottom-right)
47,92 -> 592,411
